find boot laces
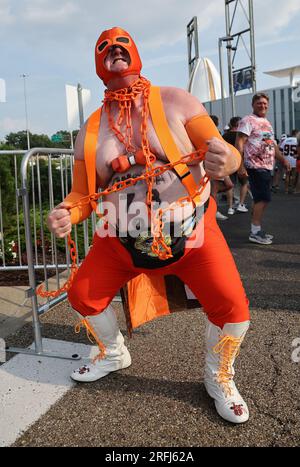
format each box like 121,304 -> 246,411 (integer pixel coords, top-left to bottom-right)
75,318 -> 106,363
213,335 -> 243,397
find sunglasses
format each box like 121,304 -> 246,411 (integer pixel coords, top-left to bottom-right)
96,36 -> 131,54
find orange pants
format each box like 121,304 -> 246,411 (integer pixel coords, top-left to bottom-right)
68,198 -> 249,328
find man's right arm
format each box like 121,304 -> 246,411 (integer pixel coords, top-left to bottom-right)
47,124 -> 93,238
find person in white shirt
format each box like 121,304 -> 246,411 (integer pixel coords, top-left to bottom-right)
280,130 -> 299,193
295,137 -> 300,194
236,93 -> 290,245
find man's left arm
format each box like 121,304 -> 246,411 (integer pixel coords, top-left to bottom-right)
175,89 -> 241,178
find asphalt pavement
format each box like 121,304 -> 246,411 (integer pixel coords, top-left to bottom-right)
3,190 -> 300,447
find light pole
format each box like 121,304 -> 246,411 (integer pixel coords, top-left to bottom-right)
218,36 -> 234,130
76,82 -> 89,256
248,0 -> 257,93
21,74 -> 30,150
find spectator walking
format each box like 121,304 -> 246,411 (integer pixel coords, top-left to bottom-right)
236,93 -> 290,245
280,129 -> 299,193
223,116 -> 249,214
210,115 -> 230,220
295,136 -> 300,194
272,134 -> 286,192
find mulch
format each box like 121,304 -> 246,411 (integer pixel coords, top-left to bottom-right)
0,251 -> 67,286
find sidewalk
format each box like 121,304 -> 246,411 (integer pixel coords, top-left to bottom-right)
0,270 -> 69,339
0,286 -> 32,339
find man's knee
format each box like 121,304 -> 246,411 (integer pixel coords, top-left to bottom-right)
67,285 -> 86,315
68,284 -> 78,309
67,284 -> 97,317
207,296 -> 250,328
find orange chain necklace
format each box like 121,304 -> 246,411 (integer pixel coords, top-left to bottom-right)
37,77 -> 209,298
103,76 -> 156,210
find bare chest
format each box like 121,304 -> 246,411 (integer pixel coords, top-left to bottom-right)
95,104 -> 194,188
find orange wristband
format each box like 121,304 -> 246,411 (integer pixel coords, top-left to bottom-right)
185,114 -> 241,167
64,160 -> 93,224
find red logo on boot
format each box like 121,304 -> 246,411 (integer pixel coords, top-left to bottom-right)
230,403 -> 244,416
78,365 -> 90,375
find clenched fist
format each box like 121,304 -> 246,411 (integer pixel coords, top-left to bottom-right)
204,137 -> 238,179
47,202 -> 72,238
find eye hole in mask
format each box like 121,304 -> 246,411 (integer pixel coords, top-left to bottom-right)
97,40 -> 109,53
116,37 -> 130,44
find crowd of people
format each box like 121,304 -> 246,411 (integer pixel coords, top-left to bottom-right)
210,92 -> 299,245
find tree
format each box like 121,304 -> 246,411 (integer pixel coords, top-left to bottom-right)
0,153 -> 19,225
3,129 -> 80,150
51,130 -> 79,149
5,131 -> 54,149
0,142 -> 15,151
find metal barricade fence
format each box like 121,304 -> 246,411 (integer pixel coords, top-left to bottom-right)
0,148 -> 100,360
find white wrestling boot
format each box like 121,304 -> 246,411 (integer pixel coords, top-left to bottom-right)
71,305 -> 132,382
204,319 -> 250,424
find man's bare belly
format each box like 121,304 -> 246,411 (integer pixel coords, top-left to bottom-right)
101,159 -> 210,237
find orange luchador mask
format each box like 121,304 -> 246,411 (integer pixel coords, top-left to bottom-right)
95,27 -> 142,85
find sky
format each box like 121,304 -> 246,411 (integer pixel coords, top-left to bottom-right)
1,0 -> 300,141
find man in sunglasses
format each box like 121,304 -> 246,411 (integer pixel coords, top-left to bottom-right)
48,27 -> 250,424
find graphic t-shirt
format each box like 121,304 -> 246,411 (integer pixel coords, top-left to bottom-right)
280,136 -> 298,168
238,114 -> 276,170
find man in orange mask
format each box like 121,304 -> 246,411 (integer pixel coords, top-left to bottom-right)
48,27 -> 250,424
